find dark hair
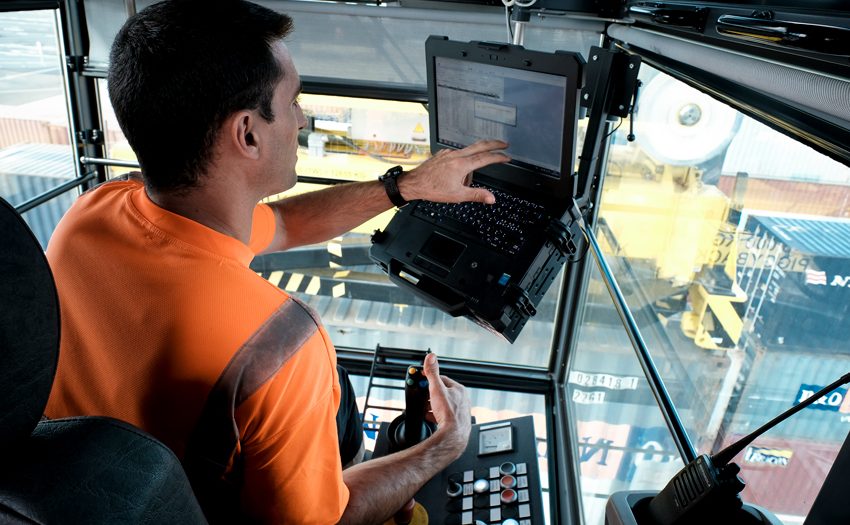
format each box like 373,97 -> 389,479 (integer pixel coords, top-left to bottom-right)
108,0 -> 293,192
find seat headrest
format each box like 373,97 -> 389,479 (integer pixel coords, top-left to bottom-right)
0,196 -> 60,447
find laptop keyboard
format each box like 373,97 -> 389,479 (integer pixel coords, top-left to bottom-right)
413,184 -> 549,256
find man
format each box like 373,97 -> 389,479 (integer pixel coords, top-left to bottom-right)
44,0 -> 510,523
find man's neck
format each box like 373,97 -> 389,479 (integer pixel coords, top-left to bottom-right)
147,180 -> 257,245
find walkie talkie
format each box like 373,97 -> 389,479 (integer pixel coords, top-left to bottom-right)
647,372 -> 850,525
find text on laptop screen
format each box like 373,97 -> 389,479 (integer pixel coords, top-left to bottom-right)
435,56 -> 568,177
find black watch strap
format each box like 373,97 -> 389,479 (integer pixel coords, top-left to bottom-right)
379,165 -> 408,208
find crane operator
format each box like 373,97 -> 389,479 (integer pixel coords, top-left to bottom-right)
43,0 -> 511,523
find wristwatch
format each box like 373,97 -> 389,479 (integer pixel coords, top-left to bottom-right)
379,165 -> 408,208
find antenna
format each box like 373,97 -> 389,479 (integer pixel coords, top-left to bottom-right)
712,372 -> 850,466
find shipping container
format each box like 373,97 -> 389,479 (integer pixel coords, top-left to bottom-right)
0,143 -> 77,248
737,213 -> 850,353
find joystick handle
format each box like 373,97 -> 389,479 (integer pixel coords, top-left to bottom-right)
386,362 -> 436,452
403,365 -> 429,447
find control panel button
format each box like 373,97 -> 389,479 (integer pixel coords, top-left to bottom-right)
447,481 -> 463,498
517,476 -> 528,489
500,475 -> 516,489
500,489 -> 518,504
518,489 -> 529,503
490,507 -> 502,522
489,466 -> 500,479
462,510 -> 473,525
499,462 -> 517,476
516,463 -> 527,475
518,504 -> 531,519
463,483 -> 474,496
464,470 -> 474,483
489,480 -> 500,492
502,519 -> 519,525
490,493 -> 501,507
462,497 -> 473,511
520,520 -> 531,525
473,479 -> 490,494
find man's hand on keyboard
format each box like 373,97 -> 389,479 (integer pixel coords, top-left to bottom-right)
398,140 -> 510,205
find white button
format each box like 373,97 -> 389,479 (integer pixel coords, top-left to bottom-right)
502,520 -> 519,525
490,466 -> 500,479
474,479 -> 490,494
462,511 -> 473,525
463,497 -> 473,511
519,504 -> 531,518
518,489 -> 529,503
490,507 -> 501,522
463,483 -> 474,496
464,470 -> 474,482
516,463 -> 527,475
517,476 -> 528,489
490,493 -> 501,507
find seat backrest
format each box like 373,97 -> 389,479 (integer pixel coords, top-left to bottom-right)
0,195 -> 207,524
0,195 -> 59,449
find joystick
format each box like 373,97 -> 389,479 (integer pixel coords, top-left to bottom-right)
387,363 -> 437,452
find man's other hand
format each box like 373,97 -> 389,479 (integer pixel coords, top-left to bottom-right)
398,140 -> 510,205
423,352 -> 472,459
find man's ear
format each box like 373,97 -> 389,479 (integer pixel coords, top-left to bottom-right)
227,110 -> 261,159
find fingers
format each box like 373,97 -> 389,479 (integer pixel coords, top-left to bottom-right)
440,374 -> 462,389
442,142 -> 511,170
455,139 -> 509,156
466,188 -> 495,205
403,140 -> 509,203
423,352 -> 448,399
465,150 -> 511,171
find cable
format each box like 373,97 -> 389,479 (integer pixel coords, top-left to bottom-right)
627,79 -> 642,142
503,2 -> 513,41
603,118 -> 623,142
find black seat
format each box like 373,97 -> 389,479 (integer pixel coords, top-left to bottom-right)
0,195 -> 207,524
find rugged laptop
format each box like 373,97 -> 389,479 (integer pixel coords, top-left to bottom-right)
370,36 -> 584,342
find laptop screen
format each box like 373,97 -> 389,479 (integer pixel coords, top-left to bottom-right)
434,56 -> 567,178
426,37 -> 581,200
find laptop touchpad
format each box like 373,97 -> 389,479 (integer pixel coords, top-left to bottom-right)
420,232 -> 465,269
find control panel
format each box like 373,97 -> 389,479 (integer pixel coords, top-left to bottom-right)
374,415 -> 544,525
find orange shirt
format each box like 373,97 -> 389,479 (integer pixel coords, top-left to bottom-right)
45,180 -> 349,523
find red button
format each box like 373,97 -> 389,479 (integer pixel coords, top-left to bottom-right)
500,488 -> 517,504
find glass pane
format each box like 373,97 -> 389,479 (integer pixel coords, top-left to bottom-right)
97,79 -> 137,179
83,0 -> 603,86
568,258 -> 686,525
573,64 -> 850,523
286,7 -> 601,87
0,9 -> 76,248
252,93 -> 561,367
